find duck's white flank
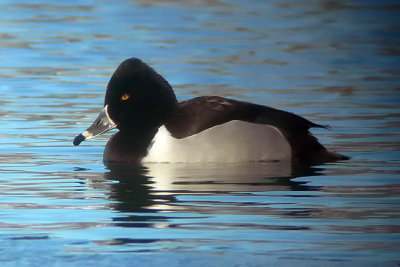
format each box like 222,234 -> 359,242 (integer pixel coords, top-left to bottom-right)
143,120 -> 291,163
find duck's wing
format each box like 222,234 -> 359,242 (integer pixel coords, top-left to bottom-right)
165,96 -> 326,137
165,96 -> 347,163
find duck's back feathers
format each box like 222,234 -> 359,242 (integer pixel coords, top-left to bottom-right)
165,96 -> 326,137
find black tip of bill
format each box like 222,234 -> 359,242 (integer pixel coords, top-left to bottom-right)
73,134 -> 85,146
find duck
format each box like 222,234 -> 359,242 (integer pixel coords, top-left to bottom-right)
73,57 -> 348,164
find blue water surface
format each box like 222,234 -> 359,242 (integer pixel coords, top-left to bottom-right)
0,0 -> 399,266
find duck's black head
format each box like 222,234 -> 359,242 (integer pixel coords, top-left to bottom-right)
73,57 -> 178,146
106,58 -> 178,131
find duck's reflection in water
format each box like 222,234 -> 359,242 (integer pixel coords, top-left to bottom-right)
102,161 -> 323,215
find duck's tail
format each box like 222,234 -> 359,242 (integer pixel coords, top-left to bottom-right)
280,129 -> 349,164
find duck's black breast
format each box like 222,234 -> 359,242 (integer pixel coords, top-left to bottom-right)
103,128 -> 158,164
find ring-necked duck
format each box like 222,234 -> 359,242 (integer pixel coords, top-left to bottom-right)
73,57 -> 348,164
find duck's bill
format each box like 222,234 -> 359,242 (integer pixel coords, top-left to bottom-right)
73,105 -> 116,146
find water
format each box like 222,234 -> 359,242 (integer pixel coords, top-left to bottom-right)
0,0 -> 399,266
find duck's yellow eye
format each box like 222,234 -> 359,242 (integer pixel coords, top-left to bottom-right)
121,93 -> 130,101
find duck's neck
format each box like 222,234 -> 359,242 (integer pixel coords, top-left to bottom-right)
103,127 -> 159,164
103,101 -> 179,164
